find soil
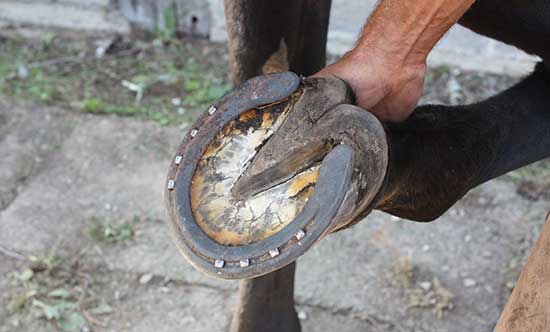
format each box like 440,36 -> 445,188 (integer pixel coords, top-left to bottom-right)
1,27 -> 550,332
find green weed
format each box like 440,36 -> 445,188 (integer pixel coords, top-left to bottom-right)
7,289 -> 37,313
182,74 -> 231,107
81,98 -> 145,116
154,1 -> 178,39
28,246 -> 63,272
88,216 -> 137,243
507,159 -> 550,184
7,249 -> 86,331
0,34 -> 231,126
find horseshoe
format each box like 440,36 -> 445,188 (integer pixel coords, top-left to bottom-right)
165,72 -> 388,279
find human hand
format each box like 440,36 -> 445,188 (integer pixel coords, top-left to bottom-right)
313,0 -> 475,122
314,51 -> 426,122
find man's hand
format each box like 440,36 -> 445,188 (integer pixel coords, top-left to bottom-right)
314,0 -> 476,122
315,51 -> 426,122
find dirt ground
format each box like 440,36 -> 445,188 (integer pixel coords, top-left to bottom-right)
1,27 -> 550,332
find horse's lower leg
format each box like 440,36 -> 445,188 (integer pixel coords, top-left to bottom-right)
375,63 -> 550,221
223,1 -> 331,331
230,263 -> 300,332
224,0 -> 331,84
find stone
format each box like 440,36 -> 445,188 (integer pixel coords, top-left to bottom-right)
464,278 -> 477,287
139,273 -> 154,284
419,282 -> 432,291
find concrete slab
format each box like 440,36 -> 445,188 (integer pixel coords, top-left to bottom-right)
118,0 -> 210,37
106,284 -> 230,332
0,100 -> 177,254
0,1 -> 130,33
60,0 -> 113,8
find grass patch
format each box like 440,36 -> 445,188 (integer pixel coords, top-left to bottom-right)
505,159 -> 550,199
0,32 -> 231,126
6,247 -> 83,331
81,97 -> 145,116
183,78 -> 231,106
155,1 -> 178,39
88,216 -> 137,244
6,246 -> 113,332
386,257 -> 454,318
387,257 -> 415,288
405,277 -> 454,318
507,159 -> 550,185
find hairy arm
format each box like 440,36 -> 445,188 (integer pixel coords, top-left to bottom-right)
316,0 -> 476,122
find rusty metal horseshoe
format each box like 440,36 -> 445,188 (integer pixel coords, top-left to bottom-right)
165,72 -> 388,279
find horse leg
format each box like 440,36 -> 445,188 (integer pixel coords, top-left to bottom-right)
224,0 -> 331,83
459,0 -> 550,65
224,1 -> 331,331
372,0 -> 550,221
375,62 -> 550,221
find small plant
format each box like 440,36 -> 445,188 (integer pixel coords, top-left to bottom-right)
7,289 -> 37,313
7,247 -> 87,331
163,4 -> 177,39
183,78 -> 231,107
387,257 -> 454,318
8,285 -> 89,332
7,246 -> 113,331
154,1 -> 178,39
42,32 -> 56,49
29,246 -> 63,272
28,84 -> 60,102
81,98 -> 146,116
82,97 -> 104,113
89,216 -> 137,243
405,277 -> 454,318
387,257 -> 415,288
31,289 -> 87,332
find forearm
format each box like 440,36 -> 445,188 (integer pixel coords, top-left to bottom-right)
353,0 -> 476,65
316,0 -> 476,121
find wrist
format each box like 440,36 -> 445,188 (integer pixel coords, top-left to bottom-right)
343,48 -> 427,85
349,32 -> 428,71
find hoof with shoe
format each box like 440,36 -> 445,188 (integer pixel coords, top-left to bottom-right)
166,66 -> 550,279
165,72 -> 388,279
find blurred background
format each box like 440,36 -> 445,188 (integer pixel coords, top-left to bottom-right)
0,1 -> 548,331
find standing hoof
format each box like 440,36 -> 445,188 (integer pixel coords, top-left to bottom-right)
230,306 -> 301,332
